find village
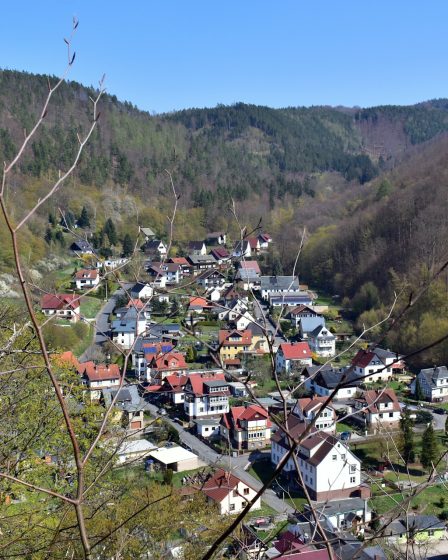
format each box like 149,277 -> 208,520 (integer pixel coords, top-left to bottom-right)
39,226 -> 448,560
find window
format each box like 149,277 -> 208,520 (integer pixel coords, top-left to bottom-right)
341,454 -> 346,460
229,503 -> 235,511
350,476 -> 356,483
389,412 -> 393,417
350,465 -> 356,473
232,490 -> 238,497
332,455 -> 337,461
243,488 -> 249,495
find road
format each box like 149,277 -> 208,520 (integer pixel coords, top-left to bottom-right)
79,287 -> 124,361
145,401 -> 293,513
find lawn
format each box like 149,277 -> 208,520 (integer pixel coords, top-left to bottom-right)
336,422 -> 353,433
80,296 -> 103,318
370,483 -> 448,516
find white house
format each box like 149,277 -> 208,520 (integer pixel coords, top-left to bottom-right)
275,342 -> 312,375
111,307 -> 147,349
41,293 -> 80,322
74,269 -> 100,290
144,239 -> 167,257
415,366 -> 448,402
148,262 -> 181,285
302,365 -> 360,400
79,362 -> 121,401
308,325 -> 336,357
130,282 -> 154,300
202,469 -> 260,515
232,240 -> 252,259
260,276 -> 301,301
183,373 -> 230,419
352,389 -> 401,430
292,396 -> 336,433
271,429 -> 362,501
351,347 -> 404,383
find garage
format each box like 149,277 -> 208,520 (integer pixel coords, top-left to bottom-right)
148,446 -> 202,472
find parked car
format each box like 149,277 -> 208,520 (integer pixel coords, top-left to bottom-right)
339,431 -> 351,441
158,407 -> 167,416
434,408 -> 447,415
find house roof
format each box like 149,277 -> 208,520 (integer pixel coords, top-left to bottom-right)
270,295 -> 312,306
304,366 -> 360,390
272,414 -> 311,444
247,237 -> 260,250
149,262 -> 181,274
295,396 -> 335,416
189,296 -> 211,309
126,298 -> 145,310
54,351 -> 81,370
309,325 -> 335,340
219,329 -> 252,347
202,469 -> 256,503
79,361 -> 121,382
260,276 -> 300,291
259,233 -> 272,243
186,372 -> 227,396
150,352 -> 187,371
188,241 -> 206,250
299,432 -> 342,467
74,269 -> 98,280
210,247 -> 230,259
279,342 -> 312,360
420,366 -> 448,387
197,268 -> 225,280
355,389 -> 401,414
70,240 -> 93,252
289,305 -> 321,316
352,347 -> 402,369
140,227 -> 155,237
188,254 -> 217,265
41,293 -> 80,311
206,231 -> 226,239
168,257 -> 190,266
145,239 -> 165,250
222,404 -> 271,431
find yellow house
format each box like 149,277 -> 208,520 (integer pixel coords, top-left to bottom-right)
219,329 -> 252,361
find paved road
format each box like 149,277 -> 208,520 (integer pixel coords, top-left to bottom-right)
145,401 -> 293,513
252,299 -> 286,348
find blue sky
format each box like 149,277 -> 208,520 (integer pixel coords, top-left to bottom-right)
1,1 -> 448,113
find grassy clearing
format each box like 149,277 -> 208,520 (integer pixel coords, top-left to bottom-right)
336,422 -> 353,433
370,483 -> 448,516
80,296 -> 103,318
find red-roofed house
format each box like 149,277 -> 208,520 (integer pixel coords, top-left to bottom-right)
159,374 -> 188,404
189,296 -> 212,314
220,404 -> 272,450
54,351 -> 81,370
41,293 -> 80,322
351,347 -> 401,383
291,396 -> 336,433
276,342 -> 312,374
74,269 -> 100,290
258,233 -> 272,250
148,352 -> 188,382
78,361 -> 121,400
353,388 -> 401,429
202,469 -> 260,515
183,372 -> 230,419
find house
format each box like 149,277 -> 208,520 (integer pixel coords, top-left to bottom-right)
131,339 -> 174,380
235,261 -> 261,290
352,389 -> 401,430
276,342 -> 312,375
183,372 -> 230,419
247,322 -> 269,353
218,329 -> 252,361
102,385 -> 150,431
289,305 -> 324,331
247,237 -> 261,253
129,282 -> 154,300
257,233 -> 272,250
41,293 -> 80,322
70,240 -> 94,254
139,226 -> 156,241
96,257 -> 129,270
263,530 -> 330,559
384,514 -> 446,543
187,254 -> 217,274
158,373 -> 188,405
147,352 -> 188,383
195,417 -> 221,438
227,382 -> 249,398
143,239 -> 167,258
148,262 -> 181,285
414,366 -> 448,402
188,296 -> 212,315
351,347 -> 404,383
188,241 -> 207,256
202,469 -> 260,515
232,239 -> 252,259
291,396 -> 336,433
74,269 -> 100,290
269,293 -> 314,307
220,404 -> 272,450
117,438 -> 157,464
210,246 -> 230,264
167,257 -> 193,277
216,298 -> 249,322
111,307 -> 147,349
260,276 -> 301,301
196,269 -> 226,289
205,231 -> 227,246
302,365 -> 360,400
79,361 -> 121,400
303,497 -> 372,533
271,429 -> 363,501
307,325 -> 336,357
206,286 -> 223,303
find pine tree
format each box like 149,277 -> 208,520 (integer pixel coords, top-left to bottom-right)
400,408 -> 415,464
421,423 -> 438,471
122,234 -> 133,257
185,346 -> 195,363
445,415 -> 448,437
415,377 -> 424,401
78,206 -> 90,228
103,218 -> 118,246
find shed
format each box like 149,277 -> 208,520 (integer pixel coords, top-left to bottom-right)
117,439 -> 157,464
148,446 -> 201,472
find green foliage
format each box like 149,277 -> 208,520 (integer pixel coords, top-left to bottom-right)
77,206 -> 90,228
420,424 -> 438,470
122,233 -> 133,257
162,468 -> 174,486
103,218 -> 118,246
415,378 -> 424,401
399,408 -> 415,464
376,179 -> 392,200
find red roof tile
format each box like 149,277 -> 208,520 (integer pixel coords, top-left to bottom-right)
219,329 -> 252,347
78,362 -> 121,382
279,342 -> 312,360
74,269 -> 98,280
41,293 -> 80,311
203,469 -> 255,503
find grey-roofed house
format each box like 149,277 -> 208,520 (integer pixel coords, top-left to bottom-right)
102,385 -> 151,432
70,240 -> 94,254
303,365 -> 361,400
307,324 -> 336,357
298,315 -> 325,335
140,226 -> 156,241
188,241 -> 207,255
111,307 -> 147,349
269,293 -> 313,307
384,514 -> 446,542
187,254 -> 218,274
414,365 -> 448,401
260,276 -> 301,301
129,282 -> 154,300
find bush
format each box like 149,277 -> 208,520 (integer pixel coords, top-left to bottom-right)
163,468 -> 173,486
